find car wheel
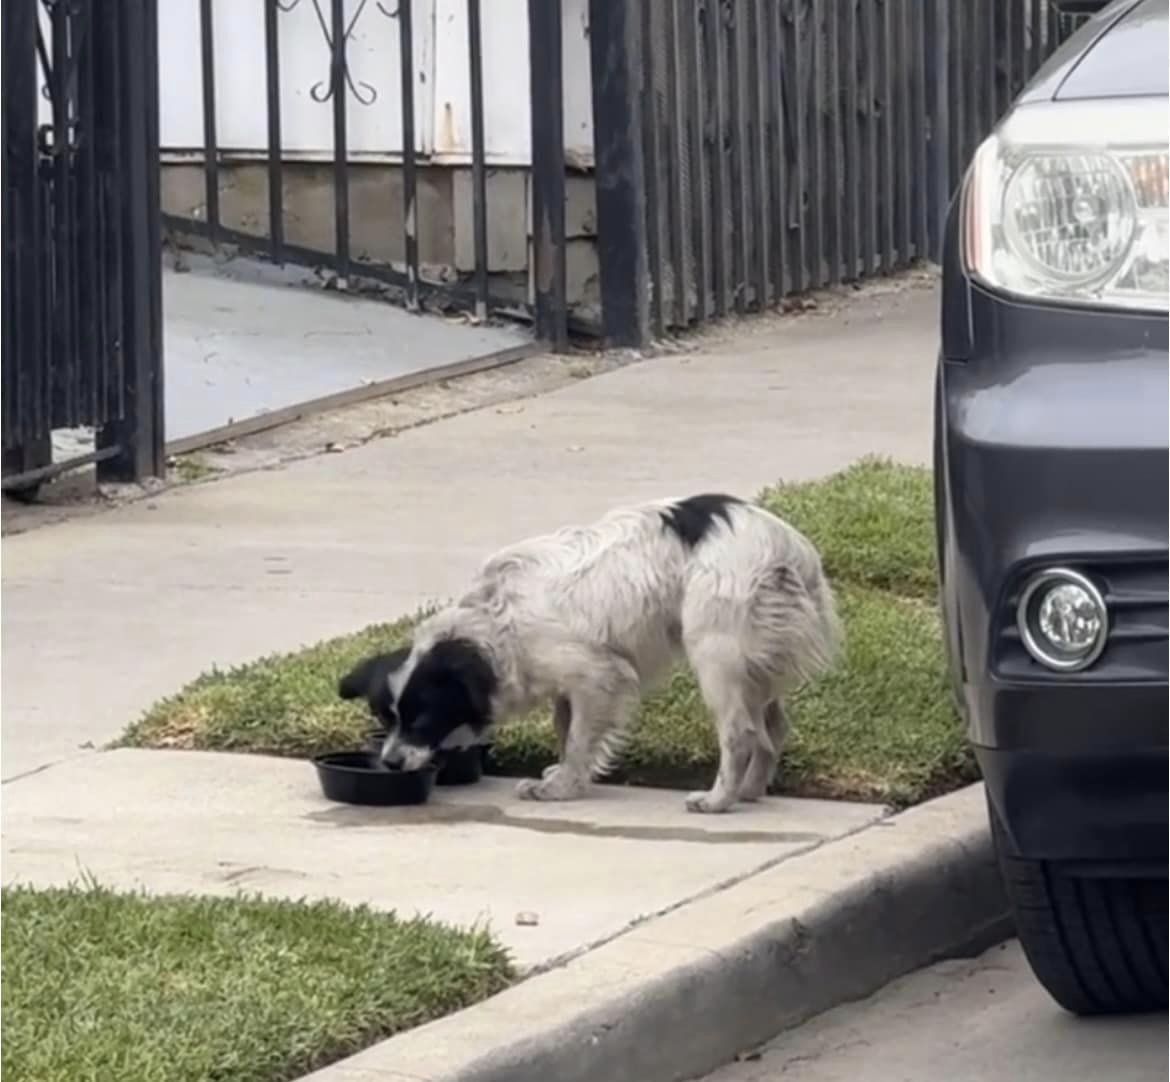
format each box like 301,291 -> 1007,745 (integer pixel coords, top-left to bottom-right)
988,796 -> 1168,1015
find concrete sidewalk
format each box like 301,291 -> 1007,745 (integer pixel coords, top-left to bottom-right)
1,750 -> 883,971
1,280 -> 936,781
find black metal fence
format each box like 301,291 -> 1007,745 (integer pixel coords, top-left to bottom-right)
165,0 -> 569,348
589,0 -> 1100,344
2,0 -> 165,490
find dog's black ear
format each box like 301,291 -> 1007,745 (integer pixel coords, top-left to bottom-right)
336,641 -> 414,701
338,647 -> 410,701
338,657 -> 378,700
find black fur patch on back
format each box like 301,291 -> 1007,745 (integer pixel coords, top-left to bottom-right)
659,493 -> 744,549
396,637 -> 498,749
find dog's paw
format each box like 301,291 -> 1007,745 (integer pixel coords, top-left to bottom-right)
685,790 -> 733,814
516,768 -> 586,802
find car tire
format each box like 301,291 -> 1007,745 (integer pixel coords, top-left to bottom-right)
988,796 -> 1168,1015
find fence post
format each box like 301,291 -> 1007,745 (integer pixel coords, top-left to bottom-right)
97,0 -> 165,483
528,0 -> 569,350
1,0 -> 49,487
924,0 -> 951,262
588,0 -> 649,347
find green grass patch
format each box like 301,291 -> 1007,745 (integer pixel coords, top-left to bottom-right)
759,457 -> 936,599
120,459 -> 968,805
1,884 -> 512,1082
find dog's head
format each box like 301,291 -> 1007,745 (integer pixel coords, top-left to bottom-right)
338,638 -> 496,770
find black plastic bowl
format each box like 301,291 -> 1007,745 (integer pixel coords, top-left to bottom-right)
313,752 -> 436,806
362,729 -> 487,787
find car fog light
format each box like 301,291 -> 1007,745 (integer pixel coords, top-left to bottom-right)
1017,568 -> 1108,672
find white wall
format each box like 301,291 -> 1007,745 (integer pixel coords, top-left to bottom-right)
155,0 -> 594,167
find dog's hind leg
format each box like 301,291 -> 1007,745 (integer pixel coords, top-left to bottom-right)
684,640 -> 766,814
739,698 -> 787,802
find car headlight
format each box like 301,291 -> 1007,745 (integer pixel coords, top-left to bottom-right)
964,98 -> 1168,312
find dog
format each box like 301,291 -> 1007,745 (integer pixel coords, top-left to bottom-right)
338,494 -> 841,813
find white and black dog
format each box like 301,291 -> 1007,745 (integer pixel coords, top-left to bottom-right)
338,494 -> 841,813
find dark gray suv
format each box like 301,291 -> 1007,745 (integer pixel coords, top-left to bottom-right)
934,0 -> 1168,1014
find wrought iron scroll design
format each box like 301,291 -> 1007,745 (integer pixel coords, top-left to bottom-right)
276,0 -> 398,105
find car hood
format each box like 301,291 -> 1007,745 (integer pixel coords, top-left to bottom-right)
1018,0 -> 1169,103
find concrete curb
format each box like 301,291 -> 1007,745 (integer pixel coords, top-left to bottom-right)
303,783 -> 1009,1082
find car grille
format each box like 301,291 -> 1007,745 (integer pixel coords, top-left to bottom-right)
996,558 -> 1168,682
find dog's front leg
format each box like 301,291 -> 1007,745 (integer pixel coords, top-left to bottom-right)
517,674 -> 636,801
540,696 -> 572,780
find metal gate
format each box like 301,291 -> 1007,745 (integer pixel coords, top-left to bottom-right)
2,0 -> 165,490
162,0 -> 569,347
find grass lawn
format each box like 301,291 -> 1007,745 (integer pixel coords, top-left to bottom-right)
121,458 -> 974,806
1,884 -> 512,1082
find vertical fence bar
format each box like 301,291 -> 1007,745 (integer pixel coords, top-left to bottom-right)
528,0 -> 568,347
878,0 -> 894,269
726,0 -> 748,311
911,0 -> 928,259
589,0 -> 648,345
1029,0 -> 1044,77
705,0 -> 729,316
822,0 -> 841,283
641,0 -> 665,335
1008,0 -> 1024,97
103,0 -> 126,423
806,0 -> 824,285
948,0 -> 963,184
398,0 -> 420,309
859,0 -> 876,274
3,0 -> 41,459
99,0 -> 164,482
766,0 -> 789,297
79,0 -> 100,424
1,2 -> 15,447
198,0 -> 219,242
784,0 -> 808,293
329,0 -> 350,278
983,0 -> 996,132
666,0 -> 689,326
749,0 -> 770,304
263,0 -> 285,262
841,0 -> 859,280
684,1 -> 711,322
1000,0 -> 1013,110
925,0 -> 950,259
144,0 -> 165,466
51,1 -> 77,426
467,0 -> 489,322
968,0 -> 981,165
896,0 -> 912,263
94,38 -> 110,428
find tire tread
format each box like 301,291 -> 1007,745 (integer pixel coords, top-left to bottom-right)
988,797 -> 1168,1015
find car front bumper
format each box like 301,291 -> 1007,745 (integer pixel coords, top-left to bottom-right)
936,279 -> 1169,868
